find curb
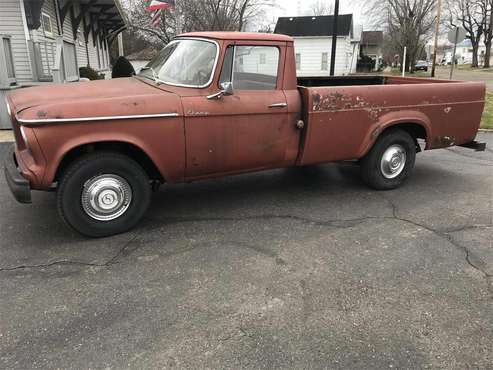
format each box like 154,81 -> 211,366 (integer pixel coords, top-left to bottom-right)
0,130 -> 14,143
479,129 -> 493,132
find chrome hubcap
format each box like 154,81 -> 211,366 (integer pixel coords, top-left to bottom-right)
81,175 -> 132,221
380,145 -> 407,179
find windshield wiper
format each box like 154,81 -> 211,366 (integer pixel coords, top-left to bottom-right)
140,66 -> 162,85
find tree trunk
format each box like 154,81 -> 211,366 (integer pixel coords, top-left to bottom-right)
472,43 -> 479,67
485,40 -> 492,68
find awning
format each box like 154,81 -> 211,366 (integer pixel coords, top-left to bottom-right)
23,0 -> 45,30
24,0 -> 126,36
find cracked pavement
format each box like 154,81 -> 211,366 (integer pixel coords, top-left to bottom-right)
0,132 -> 492,369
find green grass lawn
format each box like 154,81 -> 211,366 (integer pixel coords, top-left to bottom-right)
481,92 -> 493,129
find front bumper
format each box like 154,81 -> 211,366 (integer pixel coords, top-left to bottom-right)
4,146 -> 31,203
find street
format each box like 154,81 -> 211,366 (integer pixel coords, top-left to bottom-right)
0,133 -> 492,369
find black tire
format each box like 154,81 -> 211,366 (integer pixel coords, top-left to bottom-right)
57,151 -> 151,237
360,129 -> 416,190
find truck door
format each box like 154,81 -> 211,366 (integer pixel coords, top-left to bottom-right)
182,42 -> 301,179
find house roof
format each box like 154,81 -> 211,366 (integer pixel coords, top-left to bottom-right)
361,31 -> 383,45
274,14 -> 353,37
179,32 -> 294,42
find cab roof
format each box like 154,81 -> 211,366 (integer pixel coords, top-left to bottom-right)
178,32 -> 294,43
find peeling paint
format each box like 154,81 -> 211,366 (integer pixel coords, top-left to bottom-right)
444,107 -> 452,114
312,92 -> 370,112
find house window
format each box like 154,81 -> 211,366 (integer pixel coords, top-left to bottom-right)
321,52 -> 328,71
2,37 -> 16,79
259,53 -> 266,64
295,53 -> 301,70
41,13 -> 53,37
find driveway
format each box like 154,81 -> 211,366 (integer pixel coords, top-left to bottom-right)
0,134 -> 492,369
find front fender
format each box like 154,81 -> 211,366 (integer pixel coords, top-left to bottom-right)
31,117 -> 186,188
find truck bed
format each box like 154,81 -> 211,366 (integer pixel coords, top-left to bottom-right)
296,76 -> 486,165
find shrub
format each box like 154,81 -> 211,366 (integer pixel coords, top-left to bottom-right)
79,66 -> 104,80
112,57 -> 135,78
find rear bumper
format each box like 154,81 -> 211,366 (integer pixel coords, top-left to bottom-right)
459,140 -> 487,152
4,146 -> 31,203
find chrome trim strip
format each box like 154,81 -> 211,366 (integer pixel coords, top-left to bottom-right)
142,37 -> 220,89
16,112 -> 179,124
268,103 -> 288,108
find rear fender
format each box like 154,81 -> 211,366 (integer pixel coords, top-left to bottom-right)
357,110 -> 432,158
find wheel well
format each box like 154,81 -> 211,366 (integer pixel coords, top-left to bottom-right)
380,122 -> 427,150
54,142 -> 164,183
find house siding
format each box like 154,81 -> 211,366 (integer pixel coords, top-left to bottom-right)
293,37 -> 356,77
0,0 -> 32,82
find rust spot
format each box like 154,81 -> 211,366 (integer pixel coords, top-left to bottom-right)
365,106 -> 382,122
432,136 -> 456,148
312,92 -> 372,112
37,110 -> 48,118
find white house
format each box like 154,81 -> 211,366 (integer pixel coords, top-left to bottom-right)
0,0 -> 125,128
274,14 -> 360,77
425,37 -> 493,66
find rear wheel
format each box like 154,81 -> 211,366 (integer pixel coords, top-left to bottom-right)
57,152 -> 151,237
360,129 -> 416,190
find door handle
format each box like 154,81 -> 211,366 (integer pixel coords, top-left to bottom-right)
268,103 -> 288,108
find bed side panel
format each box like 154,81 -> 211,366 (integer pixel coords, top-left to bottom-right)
299,81 -> 485,165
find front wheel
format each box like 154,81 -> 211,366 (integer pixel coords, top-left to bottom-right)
57,152 -> 151,237
360,130 -> 416,190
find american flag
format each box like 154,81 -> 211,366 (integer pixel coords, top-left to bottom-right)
146,0 -> 175,26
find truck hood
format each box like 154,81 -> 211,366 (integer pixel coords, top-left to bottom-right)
8,77 -> 182,124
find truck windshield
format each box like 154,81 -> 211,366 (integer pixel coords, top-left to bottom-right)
138,39 -> 218,88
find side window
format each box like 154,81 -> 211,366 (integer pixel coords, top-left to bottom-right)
232,46 -> 279,90
219,45 -> 234,85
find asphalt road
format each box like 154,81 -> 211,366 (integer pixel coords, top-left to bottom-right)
0,134 -> 492,369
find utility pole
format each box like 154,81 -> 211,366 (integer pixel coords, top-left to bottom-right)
330,0 -> 339,76
431,0 -> 442,77
402,46 -> 407,77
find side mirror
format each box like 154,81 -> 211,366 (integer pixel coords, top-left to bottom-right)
207,82 -> 234,100
221,82 -> 234,96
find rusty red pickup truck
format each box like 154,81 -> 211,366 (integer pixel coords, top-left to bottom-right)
4,32 -> 487,237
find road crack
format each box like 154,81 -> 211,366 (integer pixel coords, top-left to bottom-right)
1,203 -> 491,284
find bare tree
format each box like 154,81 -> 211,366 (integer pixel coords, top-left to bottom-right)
307,0 -> 334,16
483,0 -> 493,67
447,0 -> 486,67
366,0 -> 436,72
122,0 -> 274,48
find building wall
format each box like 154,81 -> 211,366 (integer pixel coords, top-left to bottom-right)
293,37 -> 357,77
0,0 -> 33,82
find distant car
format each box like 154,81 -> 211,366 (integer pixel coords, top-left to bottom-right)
415,60 -> 429,71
